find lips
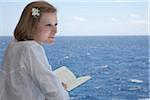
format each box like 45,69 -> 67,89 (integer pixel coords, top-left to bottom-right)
48,37 -> 55,39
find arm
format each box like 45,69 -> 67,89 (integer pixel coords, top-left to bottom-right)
24,44 -> 69,100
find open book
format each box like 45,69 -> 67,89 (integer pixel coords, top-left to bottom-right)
53,66 -> 91,91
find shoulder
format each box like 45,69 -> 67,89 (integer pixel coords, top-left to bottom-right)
18,40 -> 42,48
22,41 -> 45,54
13,39 -> 42,48
8,39 -> 45,54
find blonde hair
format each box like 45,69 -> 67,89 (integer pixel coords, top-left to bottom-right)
14,1 -> 57,41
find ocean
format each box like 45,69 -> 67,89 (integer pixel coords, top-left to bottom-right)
0,36 -> 149,100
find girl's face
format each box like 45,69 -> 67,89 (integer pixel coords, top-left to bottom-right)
34,12 -> 57,44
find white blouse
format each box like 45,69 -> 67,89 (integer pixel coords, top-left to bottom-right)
0,40 -> 70,100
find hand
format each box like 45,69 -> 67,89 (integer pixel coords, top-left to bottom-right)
61,82 -> 67,90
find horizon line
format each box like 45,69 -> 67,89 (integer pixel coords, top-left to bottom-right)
0,35 -> 149,37
0,1 -> 148,3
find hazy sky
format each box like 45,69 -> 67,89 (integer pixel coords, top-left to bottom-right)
0,0 -> 149,36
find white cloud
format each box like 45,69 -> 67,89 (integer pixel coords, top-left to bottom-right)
111,18 -> 119,22
130,14 -> 141,19
129,19 -> 148,25
113,0 -> 147,2
74,16 -> 86,22
110,17 -> 120,25
114,0 -> 129,2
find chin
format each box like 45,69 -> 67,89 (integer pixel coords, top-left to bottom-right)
47,39 -> 54,44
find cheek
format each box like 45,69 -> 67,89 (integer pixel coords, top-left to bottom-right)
39,27 -> 48,32
37,27 -> 50,35
36,29 -> 47,38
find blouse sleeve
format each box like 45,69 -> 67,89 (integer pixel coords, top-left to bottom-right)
23,44 -> 69,100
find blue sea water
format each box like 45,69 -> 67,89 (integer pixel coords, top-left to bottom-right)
0,36 -> 149,100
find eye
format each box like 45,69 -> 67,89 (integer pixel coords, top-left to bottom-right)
46,24 -> 52,27
46,23 -> 58,27
55,23 -> 58,26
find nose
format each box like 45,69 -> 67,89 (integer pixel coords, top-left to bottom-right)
51,25 -> 57,34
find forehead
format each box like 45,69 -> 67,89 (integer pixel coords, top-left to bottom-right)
39,12 -> 57,24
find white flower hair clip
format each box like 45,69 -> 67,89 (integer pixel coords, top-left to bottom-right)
31,8 -> 40,18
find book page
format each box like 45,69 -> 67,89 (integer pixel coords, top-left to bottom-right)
53,66 -> 91,91
67,76 -> 91,91
53,66 -> 76,83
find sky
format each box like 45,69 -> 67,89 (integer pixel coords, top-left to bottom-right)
0,0 -> 149,36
